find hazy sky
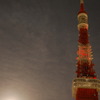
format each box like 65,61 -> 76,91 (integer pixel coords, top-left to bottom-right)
0,0 -> 100,100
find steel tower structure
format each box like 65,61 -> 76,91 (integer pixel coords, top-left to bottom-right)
72,0 -> 100,100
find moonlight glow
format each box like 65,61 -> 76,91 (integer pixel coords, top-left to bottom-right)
3,97 -> 18,100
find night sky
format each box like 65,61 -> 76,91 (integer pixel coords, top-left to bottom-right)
0,0 -> 100,100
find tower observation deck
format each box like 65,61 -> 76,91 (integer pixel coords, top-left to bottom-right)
72,0 -> 100,100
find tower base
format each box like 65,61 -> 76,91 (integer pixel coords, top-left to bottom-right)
76,88 -> 98,100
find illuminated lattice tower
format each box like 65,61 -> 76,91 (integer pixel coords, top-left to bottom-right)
72,0 -> 100,100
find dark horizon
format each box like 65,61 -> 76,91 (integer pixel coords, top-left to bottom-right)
0,0 -> 100,100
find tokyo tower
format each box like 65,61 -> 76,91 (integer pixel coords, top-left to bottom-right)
72,0 -> 100,100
